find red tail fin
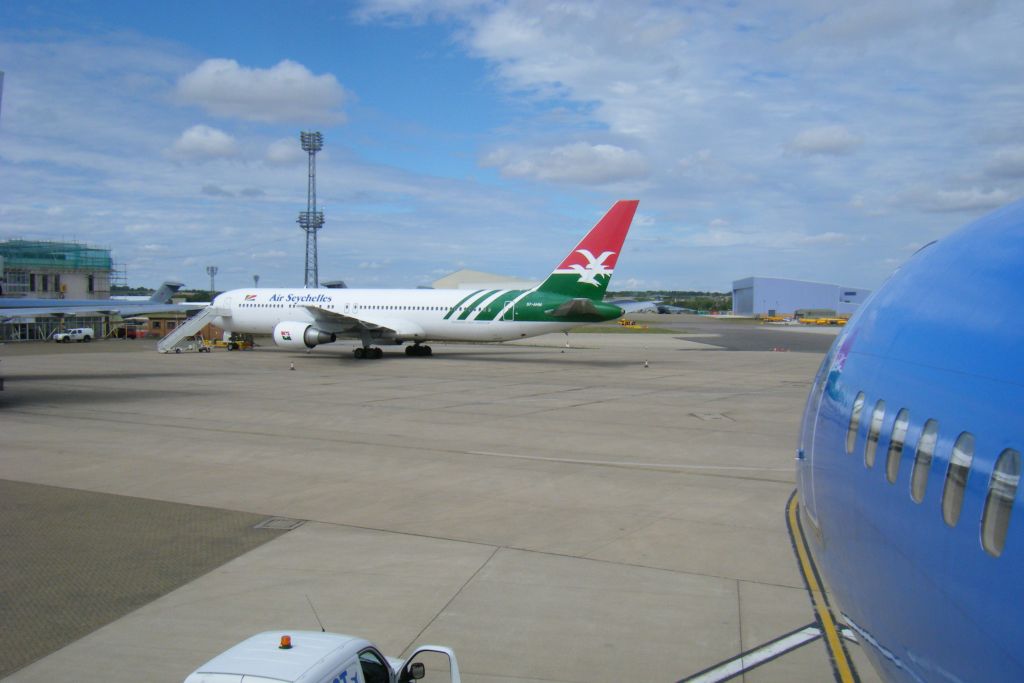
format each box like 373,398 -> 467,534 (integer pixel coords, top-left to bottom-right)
538,200 -> 639,300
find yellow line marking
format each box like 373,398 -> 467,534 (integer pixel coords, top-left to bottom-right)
787,492 -> 858,683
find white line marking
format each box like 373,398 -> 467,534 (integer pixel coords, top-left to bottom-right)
683,626 -> 823,683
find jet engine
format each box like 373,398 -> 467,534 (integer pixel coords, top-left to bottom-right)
272,321 -> 336,349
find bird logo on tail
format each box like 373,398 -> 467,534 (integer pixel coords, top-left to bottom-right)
568,249 -> 616,286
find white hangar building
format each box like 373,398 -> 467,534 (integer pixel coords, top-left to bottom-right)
732,276 -> 871,316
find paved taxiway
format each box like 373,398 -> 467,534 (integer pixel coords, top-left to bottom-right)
0,314 -> 881,682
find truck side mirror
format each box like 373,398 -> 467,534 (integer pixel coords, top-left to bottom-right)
401,645 -> 461,683
399,663 -> 423,679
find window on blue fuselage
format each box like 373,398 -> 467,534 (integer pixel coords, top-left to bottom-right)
911,419 -> 939,503
941,432 -> 974,527
846,392 -> 866,455
982,448 -> 1020,557
886,409 -> 910,483
865,399 -> 886,468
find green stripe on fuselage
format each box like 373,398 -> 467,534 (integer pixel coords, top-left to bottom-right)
473,290 -> 526,321
456,289 -> 500,320
443,290 -> 485,320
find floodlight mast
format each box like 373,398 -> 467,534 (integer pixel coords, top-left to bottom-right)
298,131 -> 325,288
206,265 -> 218,293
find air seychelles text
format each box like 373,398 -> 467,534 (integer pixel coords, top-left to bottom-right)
268,293 -> 334,303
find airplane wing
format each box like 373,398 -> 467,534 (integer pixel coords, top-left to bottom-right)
302,305 -> 426,339
0,301 -> 206,322
1,281 -> 204,322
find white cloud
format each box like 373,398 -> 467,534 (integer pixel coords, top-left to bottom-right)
266,138 -> 309,165
353,0 -> 481,23
632,212 -> 655,228
171,125 -> 238,159
790,126 -> 863,156
684,227 -> 853,249
481,142 -> 648,185
986,146 -> 1024,178
679,150 -> 713,170
915,188 -> 1013,213
798,232 -> 850,246
176,59 -> 347,124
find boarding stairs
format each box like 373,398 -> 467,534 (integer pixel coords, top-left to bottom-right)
157,306 -> 225,353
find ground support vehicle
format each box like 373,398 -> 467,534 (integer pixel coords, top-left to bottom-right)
165,335 -> 211,354
212,333 -> 255,351
183,630 -> 460,683
111,321 -> 149,339
51,327 -> 95,342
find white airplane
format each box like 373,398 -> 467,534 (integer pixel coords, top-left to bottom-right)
209,200 -> 639,358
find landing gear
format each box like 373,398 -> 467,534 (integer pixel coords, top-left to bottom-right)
405,344 -> 432,357
354,346 -> 384,359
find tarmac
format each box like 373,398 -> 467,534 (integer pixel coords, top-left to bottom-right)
0,314 -> 882,682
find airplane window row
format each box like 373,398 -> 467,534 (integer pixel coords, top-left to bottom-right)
360,305 -> 493,312
239,303 -> 458,312
846,391 -> 1020,557
359,305 -> 467,311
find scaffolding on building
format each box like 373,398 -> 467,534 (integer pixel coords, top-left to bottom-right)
0,239 -> 113,270
0,239 -> 120,341
0,239 -> 115,297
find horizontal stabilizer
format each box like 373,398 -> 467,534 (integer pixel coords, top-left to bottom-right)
547,298 -> 602,317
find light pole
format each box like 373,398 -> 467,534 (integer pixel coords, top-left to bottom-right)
253,274 -> 260,288
206,265 -> 218,294
298,131 -> 324,288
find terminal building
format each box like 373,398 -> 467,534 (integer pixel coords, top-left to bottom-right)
0,239 -> 121,341
731,276 -> 871,317
0,239 -> 116,299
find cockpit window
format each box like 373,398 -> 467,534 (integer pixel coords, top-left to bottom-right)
846,392 -> 866,455
911,419 -> 939,503
865,400 -> 885,469
886,409 -> 910,484
982,449 -> 1020,557
941,432 -> 974,527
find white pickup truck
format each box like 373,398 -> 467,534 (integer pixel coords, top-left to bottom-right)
51,327 -> 95,342
184,631 -> 460,683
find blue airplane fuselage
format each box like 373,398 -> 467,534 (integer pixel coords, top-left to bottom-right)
796,199 -> 1024,682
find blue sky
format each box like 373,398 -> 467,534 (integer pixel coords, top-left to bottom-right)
2,0 -> 1023,292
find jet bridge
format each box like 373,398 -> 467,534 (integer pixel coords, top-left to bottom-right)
156,306 -> 224,353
